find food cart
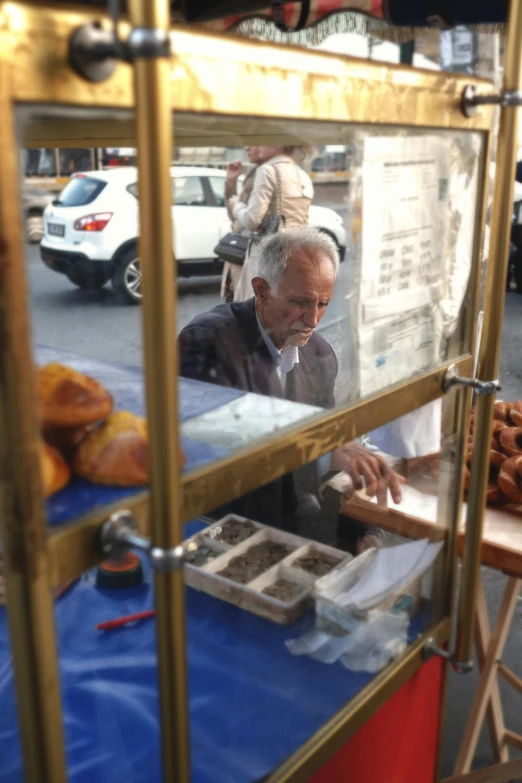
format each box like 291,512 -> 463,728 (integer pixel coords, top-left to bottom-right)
0,1 -> 521,782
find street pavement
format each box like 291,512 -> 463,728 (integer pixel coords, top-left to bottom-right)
25,238 -> 522,775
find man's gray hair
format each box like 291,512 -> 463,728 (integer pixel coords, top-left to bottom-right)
256,228 -> 340,292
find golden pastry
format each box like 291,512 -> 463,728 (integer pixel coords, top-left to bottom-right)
73,411 -> 150,486
40,441 -> 70,497
43,424 -> 93,461
38,362 -> 113,429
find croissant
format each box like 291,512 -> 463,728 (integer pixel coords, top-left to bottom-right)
73,411 -> 150,486
38,363 -> 113,429
40,441 -> 70,497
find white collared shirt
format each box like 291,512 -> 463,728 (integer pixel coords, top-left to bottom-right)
255,311 -> 299,394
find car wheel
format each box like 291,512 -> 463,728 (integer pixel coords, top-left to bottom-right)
26,212 -> 44,243
112,249 -> 142,304
318,229 -> 343,261
513,250 -> 522,293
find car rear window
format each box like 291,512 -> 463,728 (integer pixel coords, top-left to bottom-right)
56,176 -> 106,207
128,178 -> 208,206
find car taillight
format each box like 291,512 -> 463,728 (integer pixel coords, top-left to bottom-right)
73,212 -> 113,231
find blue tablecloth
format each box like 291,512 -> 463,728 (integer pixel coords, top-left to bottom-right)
0,349 -> 433,781
36,347 -> 245,526
0,518 -> 432,783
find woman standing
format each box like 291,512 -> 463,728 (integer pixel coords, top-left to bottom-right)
228,145 -> 314,302
220,146 -> 261,302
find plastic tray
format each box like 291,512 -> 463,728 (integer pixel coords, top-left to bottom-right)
184,515 -> 352,625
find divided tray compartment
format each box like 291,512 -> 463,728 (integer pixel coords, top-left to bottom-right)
199,514 -> 263,549
247,562 -> 313,624
183,534 -> 229,567
284,541 -> 353,588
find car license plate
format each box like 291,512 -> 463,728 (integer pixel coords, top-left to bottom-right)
47,222 -> 65,237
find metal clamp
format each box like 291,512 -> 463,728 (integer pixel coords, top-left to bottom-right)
443,364 -> 500,396
127,28 -> 170,59
99,509 -> 196,572
422,637 -> 473,674
462,84 -> 522,118
69,21 -> 171,83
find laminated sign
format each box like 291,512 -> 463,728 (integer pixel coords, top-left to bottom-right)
359,136 -> 451,396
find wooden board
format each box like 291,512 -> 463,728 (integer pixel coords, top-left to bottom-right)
342,483 -> 522,578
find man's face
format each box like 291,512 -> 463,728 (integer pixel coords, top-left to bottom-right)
254,249 -> 336,349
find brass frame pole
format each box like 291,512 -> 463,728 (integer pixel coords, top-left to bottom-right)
0,67 -> 66,780
454,0 -> 522,664
128,1 -> 190,780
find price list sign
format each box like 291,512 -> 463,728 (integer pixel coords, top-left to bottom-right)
358,135 -> 450,396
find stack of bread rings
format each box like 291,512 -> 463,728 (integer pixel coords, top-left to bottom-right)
37,362 -> 185,498
465,400 -> 522,509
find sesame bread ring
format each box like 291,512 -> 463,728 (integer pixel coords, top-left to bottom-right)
493,400 -> 511,422
491,420 -> 508,449
509,400 -> 522,427
463,449 -> 473,492
486,450 -> 507,504
467,436 -> 500,452
498,455 -> 522,504
499,426 -> 522,458
464,449 -> 505,504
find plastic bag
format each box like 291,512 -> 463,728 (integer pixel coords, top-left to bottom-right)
285,611 -> 408,674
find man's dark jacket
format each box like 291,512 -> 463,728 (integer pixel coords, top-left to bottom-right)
179,298 -> 338,528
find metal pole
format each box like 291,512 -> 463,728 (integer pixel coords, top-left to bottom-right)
454,0 -> 522,665
128,0 -> 190,780
0,67 -> 66,782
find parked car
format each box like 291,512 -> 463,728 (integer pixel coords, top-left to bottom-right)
40,167 -> 347,304
23,187 -> 55,243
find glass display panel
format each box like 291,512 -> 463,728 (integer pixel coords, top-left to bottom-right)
0,401 -> 464,782
17,106 -> 485,526
5,101 -> 486,782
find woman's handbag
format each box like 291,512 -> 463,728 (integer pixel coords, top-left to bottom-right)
213,232 -> 250,266
257,164 -> 285,236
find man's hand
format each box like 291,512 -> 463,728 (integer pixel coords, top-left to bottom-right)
332,443 -> 404,505
226,160 -> 243,181
356,533 -> 384,555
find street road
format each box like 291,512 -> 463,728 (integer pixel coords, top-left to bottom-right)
25,237 -> 522,776
26,241 -> 351,366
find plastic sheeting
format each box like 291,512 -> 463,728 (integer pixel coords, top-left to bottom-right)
0,521 -> 432,783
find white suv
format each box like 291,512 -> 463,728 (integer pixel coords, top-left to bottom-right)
40,166 -> 347,304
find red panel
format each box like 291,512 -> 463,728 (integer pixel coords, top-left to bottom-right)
310,657 -> 444,783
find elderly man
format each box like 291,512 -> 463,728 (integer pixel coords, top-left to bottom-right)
179,228 -> 402,549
